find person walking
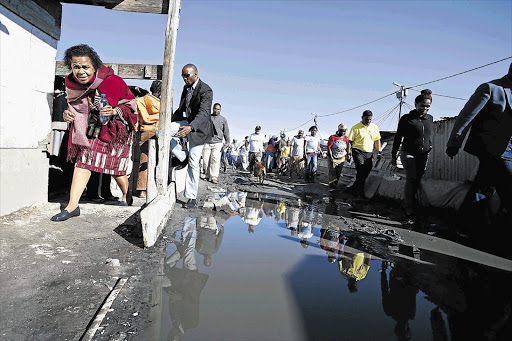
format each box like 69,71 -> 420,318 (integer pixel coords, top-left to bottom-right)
134,80 -> 161,198
173,64 -> 215,208
446,63 -> 512,217
229,139 -> 239,169
240,136 -> 250,171
265,136 -> 277,172
279,139 -> 291,175
327,123 -> 349,191
201,103 -> 230,184
248,126 -> 264,172
276,133 -> 287,171
51,44 -> 137,221
289,130 -> 305,179
391,90 -> 433,217
303,126 -> 322,182
346,110 -> 381,197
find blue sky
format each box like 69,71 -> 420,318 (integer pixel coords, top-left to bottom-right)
57,0 -> 512,140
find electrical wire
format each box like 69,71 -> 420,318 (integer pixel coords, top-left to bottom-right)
264,57 -> 510,138
316,91 -> 397,117
406,56 -> 512,89
408,88 -> 467,101
373,103 -> 400,126
280,116 -> 315,136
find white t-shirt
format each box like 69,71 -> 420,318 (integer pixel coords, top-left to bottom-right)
305,135 -> 320,154
249,133 -> 264,152
230,143 -> 239,156
244,207 -> 262,226
291,137 -> 305,156
298,224 -> 314,239
239,145 -> 248,156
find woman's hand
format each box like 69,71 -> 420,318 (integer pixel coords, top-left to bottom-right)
99,105 -> 116,117
63,109 -> 75,123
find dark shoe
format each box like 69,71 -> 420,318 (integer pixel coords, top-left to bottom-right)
118,194 -> 133,206
185,199 -> 197,209
51,207 -> 80,222
102,195 -> 119,201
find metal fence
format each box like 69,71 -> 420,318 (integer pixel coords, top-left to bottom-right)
424,118 -> 479,182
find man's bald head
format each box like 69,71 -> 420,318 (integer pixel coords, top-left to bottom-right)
182,64 -> 199,85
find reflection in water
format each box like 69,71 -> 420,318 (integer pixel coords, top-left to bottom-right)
160,193 -> 512,341
241,198 -> 263,233
164,214 -> 226,340
338,237 -> 372,293
380,262 -> 418,341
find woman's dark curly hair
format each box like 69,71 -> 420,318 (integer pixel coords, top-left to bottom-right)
64,44 -> 103,70
415,89 -> 433,104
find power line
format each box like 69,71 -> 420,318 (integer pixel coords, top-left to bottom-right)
269,57 -> 510,137
408,88 -> 467,101
407,56 -> 512,89
317,91 -> 397,117
373,103 -> 400,126
282,117 -> 315,134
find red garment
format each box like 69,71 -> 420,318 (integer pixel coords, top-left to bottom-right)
75,137 -> 131,176
328,135 -> 348,151
65,65 -> 137,160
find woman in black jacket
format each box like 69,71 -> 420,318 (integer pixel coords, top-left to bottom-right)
391,89 -> 433,217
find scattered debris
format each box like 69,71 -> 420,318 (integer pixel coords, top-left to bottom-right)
105,259 -> 120,267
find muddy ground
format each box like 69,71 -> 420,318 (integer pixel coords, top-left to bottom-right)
0,166 -> 508,340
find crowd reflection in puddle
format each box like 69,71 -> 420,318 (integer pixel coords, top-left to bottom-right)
162,192 -> 512,341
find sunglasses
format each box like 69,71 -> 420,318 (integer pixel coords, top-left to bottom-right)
182,73 -> 194,78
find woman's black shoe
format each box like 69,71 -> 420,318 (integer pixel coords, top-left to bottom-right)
51,207 -> 80,222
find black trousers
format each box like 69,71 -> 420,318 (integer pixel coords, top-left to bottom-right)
352,148 -> 373,193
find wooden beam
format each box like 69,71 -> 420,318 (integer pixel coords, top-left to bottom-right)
0,0 -> 62,40
155,0 -> 180,195
55,61 -> 163,80
60,0 -> 169,14
139,0 -> 180,247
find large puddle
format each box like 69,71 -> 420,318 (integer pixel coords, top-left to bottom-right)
157,193 -> 512,340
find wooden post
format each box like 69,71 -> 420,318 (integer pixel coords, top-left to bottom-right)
140,0 -> 181,248
146,139 -> 158,203
156,0 -> 181,195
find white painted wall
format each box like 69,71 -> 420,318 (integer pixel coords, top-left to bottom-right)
0,5 -> 57,215
0,5 -> 56,148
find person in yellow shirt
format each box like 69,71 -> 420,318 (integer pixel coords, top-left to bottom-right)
278,140 -> 291,175
346,110 -> 381,197
135,80 -> 161,197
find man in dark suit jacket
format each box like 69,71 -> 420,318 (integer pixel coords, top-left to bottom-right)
173,64 -> 215,208
446,63 -> 512,214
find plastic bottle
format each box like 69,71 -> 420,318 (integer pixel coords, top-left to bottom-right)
99,94 -> 110,125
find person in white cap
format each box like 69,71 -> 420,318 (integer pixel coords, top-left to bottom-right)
248,125 -> 264,172
328,123 -> 349,191
289,130 -> 305,179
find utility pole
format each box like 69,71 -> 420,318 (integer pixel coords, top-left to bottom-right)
393,82 -> 407,119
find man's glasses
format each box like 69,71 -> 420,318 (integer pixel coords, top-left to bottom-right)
182,73 -> 194,78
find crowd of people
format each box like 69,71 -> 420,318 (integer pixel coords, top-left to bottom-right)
48,44 -> 512,224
